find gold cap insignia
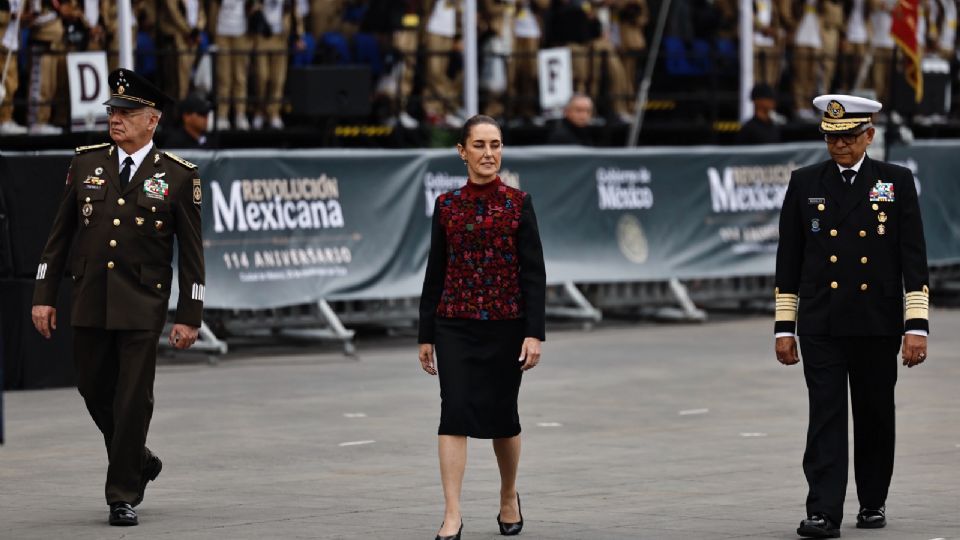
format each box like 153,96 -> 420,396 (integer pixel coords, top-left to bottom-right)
118,85 -> 125,95
827,100 -> 845,119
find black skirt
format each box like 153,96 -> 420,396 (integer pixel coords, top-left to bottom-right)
434,318 -> 525,439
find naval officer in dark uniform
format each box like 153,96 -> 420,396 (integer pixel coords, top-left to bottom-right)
774,94 -> 930,538
31,68 -> 205,527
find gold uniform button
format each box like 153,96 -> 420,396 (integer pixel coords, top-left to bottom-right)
151,206 -> 156,213
118,198 -> 125,206
830,229 -> 838,237
113,218 -> 120,226
85,196 -> 91,203
872,203 -> 879,211
859,230 -> 867,237
109,240 -> 117,247
817,203 -> 825,211
156,283 -> 162,289
829,255 -> 838,263
860,283 -> 868,291
861,256 -> 868,264
830,281 -> 838,289
107,261 -> 115,269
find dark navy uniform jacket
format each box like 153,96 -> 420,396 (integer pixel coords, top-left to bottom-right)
774,155 -> 930,336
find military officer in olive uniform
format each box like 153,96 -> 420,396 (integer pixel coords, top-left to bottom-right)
31,68 -> 205,527
774,94 -> 930,538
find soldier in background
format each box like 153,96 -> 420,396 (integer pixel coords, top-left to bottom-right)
32,68 -> 205,528
752,0 -> 782,87
840,0 -> 869,92
869,0 -> 895,104
209,0 -> 251,129
252,0 -> 305,130
423,0 -> 463,127
26,0 -> 65,134
820,0 -> 844,94
617,0 -> 648,87
509,0 -> 546,122
783,0 -> 822,121
157,0 -> 204,102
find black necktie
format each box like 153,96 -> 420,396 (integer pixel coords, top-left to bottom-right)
841,169 -> 856,189
119,156 -> 134,189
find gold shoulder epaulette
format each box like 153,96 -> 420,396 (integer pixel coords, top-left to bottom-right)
75,143 -> 111,155
163,151 -> 197,170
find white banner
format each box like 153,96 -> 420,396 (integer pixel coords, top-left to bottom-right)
538,47 -> 573,112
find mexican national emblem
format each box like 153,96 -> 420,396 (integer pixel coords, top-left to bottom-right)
617,214 -> 649,264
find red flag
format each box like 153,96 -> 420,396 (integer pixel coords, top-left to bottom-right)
891,0 -> 923,103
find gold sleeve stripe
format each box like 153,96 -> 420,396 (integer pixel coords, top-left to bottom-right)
775,293 -> 799,322
904,290 -> 929,320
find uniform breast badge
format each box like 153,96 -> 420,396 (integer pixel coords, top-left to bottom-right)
95,167 -> 104,175
877,211 -> 888,223
811,218 -> 820,232
82,203 -> 94,217
144,175 -> 169,200
135,217 -> 145,226
869,180 -> 895,202
83,176 -> 105,189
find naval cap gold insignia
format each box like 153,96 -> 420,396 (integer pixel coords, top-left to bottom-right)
827,100 -> 844,119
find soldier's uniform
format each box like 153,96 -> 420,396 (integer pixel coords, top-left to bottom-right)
32,69 -> 204,523
157,0 -> 205,101
252,0 -> 304,128
775,94 -> 929,537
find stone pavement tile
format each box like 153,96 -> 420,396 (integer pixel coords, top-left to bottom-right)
2,310 -> 959,539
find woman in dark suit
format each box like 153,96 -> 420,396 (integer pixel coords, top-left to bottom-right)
418,115 -> 546,540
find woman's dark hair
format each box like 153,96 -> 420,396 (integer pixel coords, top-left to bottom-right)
458,115 -> 502,146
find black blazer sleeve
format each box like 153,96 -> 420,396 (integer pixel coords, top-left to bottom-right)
418,197 -> 447,344
773,170 -> 805,334
518,194 -> 546,341
896,167 -> 930,333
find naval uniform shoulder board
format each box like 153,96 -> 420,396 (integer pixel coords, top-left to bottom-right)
163,151 -> 198,170
75,143 -> 111,155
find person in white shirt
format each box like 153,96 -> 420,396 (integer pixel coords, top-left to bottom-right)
252,0 -> 304,130
0,0 -> 28,134
211,0 -> 252,130
869,0 -> 896,104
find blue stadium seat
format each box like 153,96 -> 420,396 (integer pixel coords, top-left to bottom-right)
352,32 -> 382,77
292,33 -> 317,67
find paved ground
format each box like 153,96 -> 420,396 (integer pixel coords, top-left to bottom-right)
2,310 -> 959,540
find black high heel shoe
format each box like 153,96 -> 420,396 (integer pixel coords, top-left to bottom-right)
497,493 -> 523,536
435,519 -> 463,540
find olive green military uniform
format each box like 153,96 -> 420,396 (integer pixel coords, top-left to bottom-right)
33,142 -> 205,505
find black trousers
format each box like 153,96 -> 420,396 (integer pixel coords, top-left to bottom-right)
73,327 -> 160,505
799,335 -> 900,525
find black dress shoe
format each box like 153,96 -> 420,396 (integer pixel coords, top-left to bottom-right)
497,493 -> 523,536
109,502 -> 138,526
434,519 -> 462,540
797,513 -> 840,538
856,506 -> 886,529
133,454 -> 162,507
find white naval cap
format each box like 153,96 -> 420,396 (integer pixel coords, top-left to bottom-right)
812,94 -> 882,134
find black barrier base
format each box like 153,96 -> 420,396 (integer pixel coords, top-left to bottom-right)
0,279 -> 75,390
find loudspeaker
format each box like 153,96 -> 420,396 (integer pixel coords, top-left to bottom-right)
286,65 -> 372,117
0,154 -> 75,278
0,279 -> 75,390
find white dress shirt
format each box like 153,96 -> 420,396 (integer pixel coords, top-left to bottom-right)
117,141 -> 154,180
